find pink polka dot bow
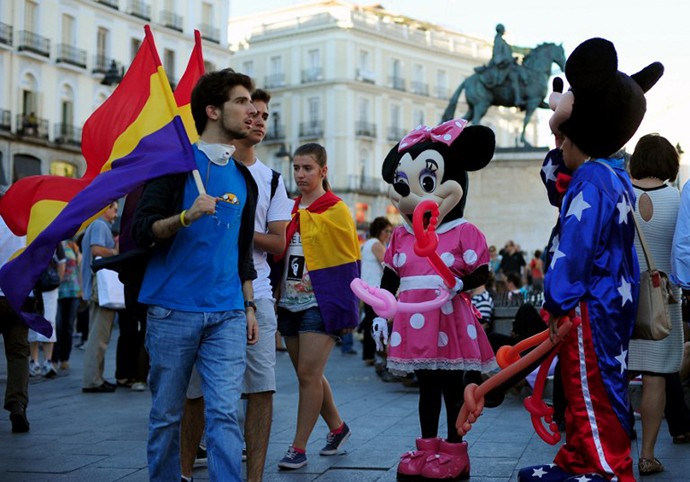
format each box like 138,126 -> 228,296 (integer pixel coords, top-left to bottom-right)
397,118 -> 467,152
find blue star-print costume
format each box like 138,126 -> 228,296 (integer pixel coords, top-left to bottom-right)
520,157 -> 639,482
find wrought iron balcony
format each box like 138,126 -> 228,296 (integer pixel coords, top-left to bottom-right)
387,126 -> 407,142
16,114 -> 49,140
54,124 -> 82,146
411,81 -> 429,96
356,68 -> 375,84
93,55 -> 122,74
348,175 -> 386,195
0,23 -> 12,47
17,31 -> 50,58
199,24 -> 220,43
264,74 -> 286,88
355,121 -> 376,138
435,86 -> 450,100
299,121 -> 323,139
161,10 -> 183,31
264,124 -> 286,142
56,44 -> 87,68
301,68 -> 323,83
389,76 -> 405,91
0,110 -> 10,131
128,0 -> 151,20
96,0 -> 119,9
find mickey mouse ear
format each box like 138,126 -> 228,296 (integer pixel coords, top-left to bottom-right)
552,77 -> 564,93
631,62 -> 664,93
549,77 -> 564,111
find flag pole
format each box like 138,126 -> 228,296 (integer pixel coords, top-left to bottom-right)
192,170 -> 206,195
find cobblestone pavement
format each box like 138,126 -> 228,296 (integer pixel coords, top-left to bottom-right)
1,328 -> 689,481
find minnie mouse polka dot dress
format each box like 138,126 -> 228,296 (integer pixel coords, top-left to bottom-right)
383,220 -> 497,375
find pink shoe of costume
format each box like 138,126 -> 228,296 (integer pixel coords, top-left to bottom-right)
420,440 -> 470,480
397,438 -> 441,481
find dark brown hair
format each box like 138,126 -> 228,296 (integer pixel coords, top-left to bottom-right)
191,68 -> 254,135
251,89 -> 271,104
629,133 -> 679,182
369,216 -> 392,239
294,143 -> 330,191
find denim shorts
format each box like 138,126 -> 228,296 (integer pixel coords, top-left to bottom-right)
277,306 -> 341,340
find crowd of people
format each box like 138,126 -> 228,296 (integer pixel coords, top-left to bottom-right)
1,52 -> 690,482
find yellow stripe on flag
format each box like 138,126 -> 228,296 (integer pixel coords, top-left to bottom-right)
300,202 -> 361,271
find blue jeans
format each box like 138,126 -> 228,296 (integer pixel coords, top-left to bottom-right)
145,306 -> 247,481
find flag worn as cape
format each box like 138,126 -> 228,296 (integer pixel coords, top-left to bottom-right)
0,26 -> 197,336
283,191 -> 361,333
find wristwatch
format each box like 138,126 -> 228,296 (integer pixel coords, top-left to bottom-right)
244,300 -> 257,311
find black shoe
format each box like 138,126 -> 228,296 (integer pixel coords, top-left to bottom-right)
82,383 -> 116,393
9,404 -> 29,433
103,380 -> 117,389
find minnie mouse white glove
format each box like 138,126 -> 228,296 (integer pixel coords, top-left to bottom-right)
371,317 -> 389,352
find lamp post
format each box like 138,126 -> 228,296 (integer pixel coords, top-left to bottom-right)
275,143 -> 294,197
101,60 -> 123,86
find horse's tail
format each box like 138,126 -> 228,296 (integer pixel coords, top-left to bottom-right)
441,80 -> 466,122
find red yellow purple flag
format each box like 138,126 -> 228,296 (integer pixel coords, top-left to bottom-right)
0,26 -> 197,336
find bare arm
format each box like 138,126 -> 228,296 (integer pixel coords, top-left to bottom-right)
371,241 -> 386,264
151,193 -> 217,240
57,262 -> 66,281
242,279 -> 258,345
253,220 -> 288,256
91,245 -> 118,258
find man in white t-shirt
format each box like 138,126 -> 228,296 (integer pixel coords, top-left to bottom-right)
180,89 -> 293,482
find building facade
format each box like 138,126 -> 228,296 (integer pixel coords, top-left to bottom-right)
0,0 -> 230,189
228,1 -> 541,229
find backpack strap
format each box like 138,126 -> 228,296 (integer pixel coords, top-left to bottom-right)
270,169 -> 280,201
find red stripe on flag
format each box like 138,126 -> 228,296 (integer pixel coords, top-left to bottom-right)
174,30 -> 205,108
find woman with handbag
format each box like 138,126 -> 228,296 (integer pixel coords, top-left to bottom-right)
627,134 -> 690,476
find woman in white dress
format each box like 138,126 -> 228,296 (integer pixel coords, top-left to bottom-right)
359,217 -> 392,364
628,134 -> 688,476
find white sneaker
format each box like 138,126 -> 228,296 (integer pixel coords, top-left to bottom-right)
131,382 -> 146,392
29,360 -> 41,377
42,361 -> 57,378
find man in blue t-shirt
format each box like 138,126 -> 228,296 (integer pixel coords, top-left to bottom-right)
132,70 -> 259,482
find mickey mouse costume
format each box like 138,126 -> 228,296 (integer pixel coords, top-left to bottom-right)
377,119 -> 497,480
518,38 -> 663,482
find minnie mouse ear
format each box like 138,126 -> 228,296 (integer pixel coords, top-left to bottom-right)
450,125 -> 495,171
631,62 -> 664,93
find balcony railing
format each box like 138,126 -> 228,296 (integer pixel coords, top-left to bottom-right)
264,124 -> 286,142
411,81 -> 429,96
356,68 -> 375,84
389,76 -> 405,91
355,121 -> 376,138
93,55 -> 122,74
128,0 -> 151,20
56,44 -> 87,68
299,121 -> 324,139
161,10 -> 183,31
96,0 -> 119,9
16,114 -> 49,140
301,68 -> 323,83
387,126 -> 407,142
0,110 -> 10,131
54,124 -> 82,146
435,86 -> 450,100
199,24 -> 220,43
348,175 -> 386,195
17,31 -> 50,58
264,74 -> 285,88
0,23 -> 12,47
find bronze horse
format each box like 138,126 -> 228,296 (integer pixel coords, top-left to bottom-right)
442,43 -> 566,146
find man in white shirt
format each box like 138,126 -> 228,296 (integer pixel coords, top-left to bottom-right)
180,89 -> 292,482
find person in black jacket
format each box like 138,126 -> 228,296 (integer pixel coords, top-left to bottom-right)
132,69 -> 259,482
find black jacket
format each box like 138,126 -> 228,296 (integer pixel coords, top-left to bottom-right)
132,162 -> 258,283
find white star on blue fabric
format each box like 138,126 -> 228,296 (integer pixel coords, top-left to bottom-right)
549,235 -> 560,254
575,476 -> 592,482
550,246 -> 566,270
618,276 -> 633,306
542,159 -> 558,183
566,191 -> 592,221
617,198 -> 632,224
532,466 -> 548,478
615,347 -> 628,374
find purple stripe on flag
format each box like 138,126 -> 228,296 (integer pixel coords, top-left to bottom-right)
309,260 -> 361,333
0,116 -> 195,336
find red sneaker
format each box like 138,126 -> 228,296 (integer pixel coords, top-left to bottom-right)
420,439 -> 470,480
397,437 -> 441,481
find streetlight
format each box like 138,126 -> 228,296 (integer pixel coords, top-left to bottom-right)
275,143 -> 294,196
101,61 -> 123,86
